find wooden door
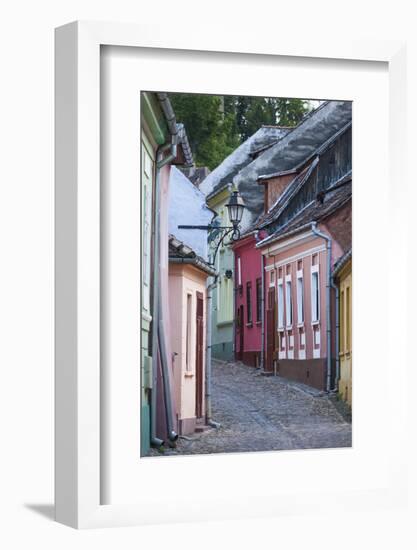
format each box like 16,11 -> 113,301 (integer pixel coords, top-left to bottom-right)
266,287 -> 276,372
195,292 -> 204,419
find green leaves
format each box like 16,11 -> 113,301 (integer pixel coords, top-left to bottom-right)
169,93 -> 312,170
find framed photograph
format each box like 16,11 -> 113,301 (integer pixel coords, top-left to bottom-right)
55,21 -> 407,528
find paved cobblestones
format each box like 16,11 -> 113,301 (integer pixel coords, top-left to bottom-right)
151,359 -> 352,456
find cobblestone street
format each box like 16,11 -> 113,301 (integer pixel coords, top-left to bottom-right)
152,359 -> 352,456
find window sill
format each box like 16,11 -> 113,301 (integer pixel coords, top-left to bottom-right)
246,322 -> 253,328
184,371 -> 195,378
297,322 -> 304,328
256,321 -> 262,326
311,320 -> 320,326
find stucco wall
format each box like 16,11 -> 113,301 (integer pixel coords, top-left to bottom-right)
168,166 -> 213,260
169,263 -> 207,433
156,164 -> 178,440
338,262 -> 352,405
234,235 -> 263,363
261,228 -> 345,389
208,193 -> 234,360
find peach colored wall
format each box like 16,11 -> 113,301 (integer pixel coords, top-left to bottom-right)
169,263 -> 207,423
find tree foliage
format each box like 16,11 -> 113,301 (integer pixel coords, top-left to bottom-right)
169,93 -> 313,170
169,93 -> 240,170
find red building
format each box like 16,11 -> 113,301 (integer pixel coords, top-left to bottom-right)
232,231 -> 266,368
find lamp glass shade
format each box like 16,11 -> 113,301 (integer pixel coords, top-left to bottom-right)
226,191 -> 245,225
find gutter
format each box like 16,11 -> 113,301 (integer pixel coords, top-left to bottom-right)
150,129 -> 179,447
169,256 -> 217,277
311,222 -> 333,393
205,274 -> 221,429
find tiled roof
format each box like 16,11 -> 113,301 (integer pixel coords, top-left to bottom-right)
168,235 -> 217,276
257,178 -> 352,248
234,101 -> 352,231
200,126 -> 291,198
176,123 -> 194,166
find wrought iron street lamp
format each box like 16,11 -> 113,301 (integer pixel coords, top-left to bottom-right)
178,189 -> 245,266
226,190 -> 245,232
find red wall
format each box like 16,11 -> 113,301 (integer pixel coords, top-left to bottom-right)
233,233 -> 265,366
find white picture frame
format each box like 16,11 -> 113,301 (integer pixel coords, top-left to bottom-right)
55,21 -> 407,529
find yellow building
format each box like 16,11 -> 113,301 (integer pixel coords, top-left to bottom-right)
334,250 -> 352,406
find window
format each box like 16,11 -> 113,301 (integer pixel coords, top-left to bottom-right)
237,257 -> 242,286
340,289 -> 345,352
346,286 -> 351,352
277,280 -> 284,329
296,273 -> 304,324
218,274 -> 233,323
186,294 -> 192,372
246,281 -> 252,324
270,269 -> 275,287
256,278 -> 262,323
311,269 -> 320,323
285,278 -> 293,327
142,145 -> 153,314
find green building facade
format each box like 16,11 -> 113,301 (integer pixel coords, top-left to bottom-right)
207,185 -> 235,361
140,92 -> 169,455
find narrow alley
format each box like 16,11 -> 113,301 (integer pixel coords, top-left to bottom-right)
152,359 -> 352,456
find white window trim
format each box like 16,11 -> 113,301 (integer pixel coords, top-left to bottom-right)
285,275 -> 292,328
277,278 -> 284,329
269,269 -> 276,287
296,269 -> 304,325
311,265 -> 320,324
237,257 -> 242,286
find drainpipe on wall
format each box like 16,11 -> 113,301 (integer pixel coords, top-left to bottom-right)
331,277 -> 340,392
205,273 -> 221,429
311,222 -> 333,393
150,134 -> 178,447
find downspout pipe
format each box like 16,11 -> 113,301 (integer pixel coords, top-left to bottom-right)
311,222 -> 333,393
205,272 -> 221,429
150,136 -> 178,447
158,309 -> 178,443
331,277 -> 340,392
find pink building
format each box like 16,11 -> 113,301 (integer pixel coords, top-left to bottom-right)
258,180 -> 351,389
